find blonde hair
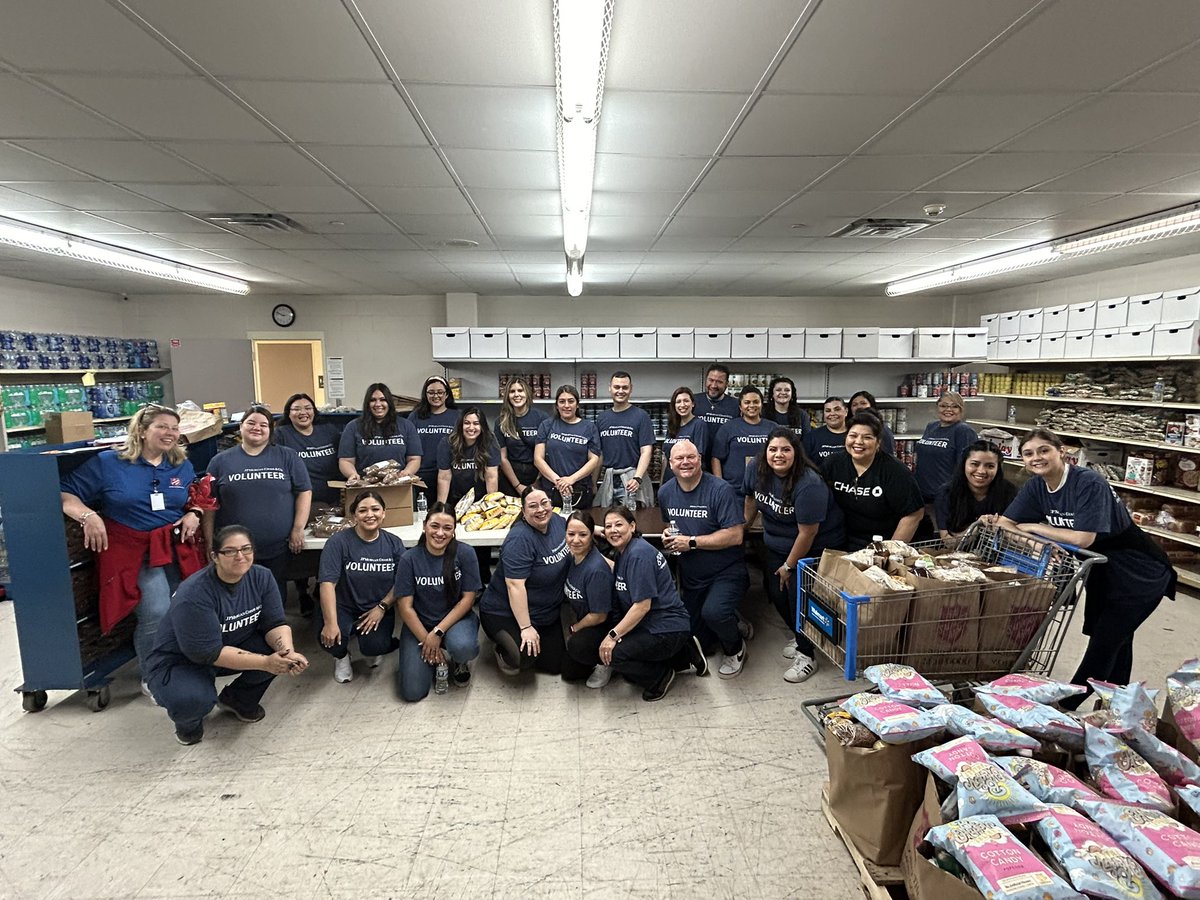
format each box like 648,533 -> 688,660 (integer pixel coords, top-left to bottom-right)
118,404 -> 188,465
938,390 -> 965,410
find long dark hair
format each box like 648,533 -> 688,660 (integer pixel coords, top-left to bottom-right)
946,441 -> 1012,533
849,390 -> 879,413
282,393 -> 320,428
418,501 -> 461,607
553,384 -> 581,421
498,376 -> 532,440
359,382 -> 397,440
667,386 -> 696,438
413,375 -> 457,419
767,376 -> 805,430
755,426 -> 820,497
449,407 -> 494,473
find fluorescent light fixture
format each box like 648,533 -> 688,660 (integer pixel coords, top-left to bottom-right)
886,246 -> 1057,297
0,214 -> 250,294
553,0 -> 614,296
1058,202 -> 1200,255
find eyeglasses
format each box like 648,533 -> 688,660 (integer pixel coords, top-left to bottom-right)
426,390 -> 447,398
216,545 -> 255,558
291,406 -> 315,413
526,500 -> 554,510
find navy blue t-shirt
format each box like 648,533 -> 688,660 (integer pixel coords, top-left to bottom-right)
613,537 -> 691,635
661,417 -> 710,483
206,445 -> 312,556
597,406 -> 655,470
275,421 -> 342,504
914,421 -> 977,501
395,542 -> 482,629
479,516 -> 571,628
712,417 -> 775,496
535,418 -> 601,486
436,436 -> 501,506
656,473 -> 745,589
338,417 -> 423,472
498,408 -> 549,467
317,528 -> 406,614
803,426 -> 849,463
145,564 -> 285,675
743,461 -> 846,558
409,409 -> 459,485
821,451 -> 923,551
696,393 -> 740,429
764,406 -> 810,436
564,547 -> 614,621
60,449 -> 195,532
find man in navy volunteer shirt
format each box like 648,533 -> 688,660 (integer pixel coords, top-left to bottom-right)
657,440 -> 750,679
697,364 -> 739,429
596,371 -> 655,507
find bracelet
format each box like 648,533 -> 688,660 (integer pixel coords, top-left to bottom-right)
520,624 -> 534,631
79,511 -> 95,523
376,602 -> 388,613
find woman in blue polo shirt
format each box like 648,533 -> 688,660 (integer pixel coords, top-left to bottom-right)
600,506 -> 706,702
436,408 -> 500,509
661,387 -> 709,483
338,382 -> 422,481
497,377 -> 549,498
560,511 -> 615,688
410,375 -> 459,501
711,385 -> 774,497
479,487 -> 571,675
395,502 -> 482,701
534,385 -> 601,510
316,489 -> 406,684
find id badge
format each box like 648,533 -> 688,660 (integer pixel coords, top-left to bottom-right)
150,492 -> 166,511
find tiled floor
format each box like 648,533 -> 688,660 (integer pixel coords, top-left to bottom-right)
1,584 -> 1197,899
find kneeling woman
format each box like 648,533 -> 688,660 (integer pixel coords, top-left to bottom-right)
601,506 -> 708,701
316,490 -> 406,684
561,511 -> 615,687
145,526 -> 309,745
395,503 -> 482,701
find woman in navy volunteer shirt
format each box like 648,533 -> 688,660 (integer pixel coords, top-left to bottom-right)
497,376 -> 548,498
338,382 -> 422,481
560,511 -> 616,688
765,376 -> 809,436
600,506 -> 707,702
410,375 -> 459,500
743,428 -> 845,684
479,487 -> 571,675
935,440 -> 1016,541
204,406 -> 312,602
661,387 -> 709,483
711,385 -> 774,497
804,396 -> 850,463
821,412 -> 923,552
395,502 -> 482,701
61,403 -> 204,690
997,428 -> 1175,708
145,526 -> 309,745
436,408 -> 500,509
848,391 -> 896,456
534,385 -> 601,510
914,391 -> 977,509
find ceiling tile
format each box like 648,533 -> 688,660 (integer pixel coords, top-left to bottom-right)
116,183 -> 262,212
814,155 -> 975,192
1039,153 -> 1200,193
166,142 -> 334,185
9,139 -> 205,182
1068,193 -> 1197,223
353,186 -> 475,216
240,185 -> 372,214
1,209 -> 140,233
0,76 -> 128,139
870,192 -> 1012,218
288,213 -> 402,235
593,155 -> 708,193
443,149 -> 559,191
304,146 -> 453,188
469,189 -> 562,218
867,93 -> 1079,154
590,193 -> 683,217
87,210 -> 231,233
677,190 -> 799,218
229,81 -> 426,145
323,233 -> 421,252
702,157 -> 840,191
601,92 -> 749,156
13,181 -> 169,211
1132,123 -> 1200,154
727,94 -> 922,156
660,217 -> 758,238
1006,94 -> 1200,152
921,152 -> 1109,192
0,186 -> 70,212
408,85 -> 557,151
1139,170 -> 1200,195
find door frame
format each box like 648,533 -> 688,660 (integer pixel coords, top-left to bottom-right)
248,332 -> 327,409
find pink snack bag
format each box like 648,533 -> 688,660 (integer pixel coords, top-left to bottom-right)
1168,670 -> 1200,754
977,690 -> 1086,750
1085,725 -> 1175,814
1033,804 -> 1164,900
993,757 -> 1103,809
1078,797 -> 1200,899
975,673 -> 1086,705
841,692 -> 944,744
864,663 -> 947,708
912,735 -> 990,785
1125,725 -> 1200,789
1088,679 -> 1158,734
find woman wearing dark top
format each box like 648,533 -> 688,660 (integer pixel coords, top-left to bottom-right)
410,375 -> 459,500
497,377 -> 549,497
436,408 -> 500,509
395,503 -> 482,701
662,387 -> 710,483
804,396 -> 850,463
997,428 -> 1176,709
560,511 -> 616,688
145,525 -> 309,745
600,506 -> 707,702
743,428 -> 845,684
765,376 -> 809,436
534,385 -> 601,510
821,412 -> 924,551
914,391 -> 977,509
848,390 -> 896,457
338,382 -> 422,481
712,385 -> 774,497
935,441 -> 1016,541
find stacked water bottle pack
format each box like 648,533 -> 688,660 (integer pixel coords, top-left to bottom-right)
0,331 -> 160,370
2,379 -> 165,430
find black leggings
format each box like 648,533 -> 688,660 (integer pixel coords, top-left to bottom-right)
480,611 -> 567,675
610,630 -> 690,688
1062,593 -> 1163,710
562,623 -> 608,682
760,546 -> 815,656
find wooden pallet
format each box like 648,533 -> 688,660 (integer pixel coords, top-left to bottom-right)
821,783 -> 906,900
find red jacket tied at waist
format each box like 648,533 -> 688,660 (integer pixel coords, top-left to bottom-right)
96,519 -> 207,634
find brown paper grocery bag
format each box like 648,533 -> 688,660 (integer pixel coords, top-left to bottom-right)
901,773 -> 980,900
901,575 -> 980,677
976,574 -> 1055,677
811,550 -> 912,669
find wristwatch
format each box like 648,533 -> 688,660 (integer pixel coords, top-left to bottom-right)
688,536 -> 698,551
432,627 -> 445,638
608,628 -> 622,643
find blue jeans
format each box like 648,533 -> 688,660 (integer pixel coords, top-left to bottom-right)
680,564 -> 749,655
315,605 -> 400,660
147,633 -> 276,734
397,613 -> 480,702
134,561 -> 177,668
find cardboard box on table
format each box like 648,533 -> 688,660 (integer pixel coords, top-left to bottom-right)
901,774 -> 981,900
812,550 -> 911,665
329,479 -> 426,528
44,411 -> 95,443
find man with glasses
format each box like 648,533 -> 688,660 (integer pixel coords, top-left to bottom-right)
596,371 -> 655,509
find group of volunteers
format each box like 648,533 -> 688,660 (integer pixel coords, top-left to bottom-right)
57,363 -> 1175,745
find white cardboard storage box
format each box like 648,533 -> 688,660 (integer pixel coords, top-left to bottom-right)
915,328 -> 954,358
806,328 -> 842,358
998,310 -> 1021,337
878,328 -> 915,358
953,327 -> 987,358
1093,329 -> 1122,359
1161,286 -> 1200,323
1095,297 -> 1129,329
469,327 -> 507,358
842,328 -> 879,357
981,313 -> 999,337
619,327 -> 656,358
657,327 -> 694,359
582,327 -> 620,358
431,327 -> 471,358
768,328 -> 805,358
694,328 -> 732,358
507,328 -> 545,359
1018,308 -> 1044,336
1040,332 -> 1067,359
1017,336 -> 1041,360
731,327 -> 769,358
986,336 -> 1000,359
1042,304 -> 1068,332
996,336 -> 1020,359
545,327 -> 582,358
1153,320 -> 1200,356
1064,330 -> 1094,358
1067,301 -> 1097,331
1118,325 -> 1154,357
1126,292 -> 1163,328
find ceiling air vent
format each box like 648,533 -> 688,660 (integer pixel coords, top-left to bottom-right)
829,218 -> 938,239
202,213 -> 308,233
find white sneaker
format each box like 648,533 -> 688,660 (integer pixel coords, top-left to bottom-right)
736,615 -> 755,642
334,655 -> 353,683
586,664 -> 613,689
367,655 -> 382,669
141,681 -> 159,706
718,642 -> 747,679
783,653 -> 817,683
494,645 -> 520,677
782,639 -> 798,660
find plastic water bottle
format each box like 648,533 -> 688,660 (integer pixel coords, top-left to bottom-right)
434,661 -> 449,694
622,479 -> 637,511
1153,377 -> 1165,403
1006,404 -> 1017,425
662,522 -> 682,556
416,492 -> 428,525
560,490 -> 574,515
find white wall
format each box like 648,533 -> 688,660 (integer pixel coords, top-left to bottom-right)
0,275 -> 126,333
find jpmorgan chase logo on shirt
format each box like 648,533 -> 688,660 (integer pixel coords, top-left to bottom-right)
834,481 -> 884,498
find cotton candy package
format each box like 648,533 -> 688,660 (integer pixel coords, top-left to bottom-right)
1124,725 -> 1200,788
864,663 -> 948,708
1033,804 -> 1164,900
1085,725 -> 1175,814
1168,663 -> 1200,754
993,757 -> 1103,808
1180,784 -> 1200,817
977,690 -> 1086,750
1088,679 -> 1158,734
925,815 -> 1083,899
840,692 -> 943,744
931,703 -> 1041,752
954,760 -> 1049,825
975,673 -> 1087,705
1077,797 -> 1200,899
913,735 -> 990,785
